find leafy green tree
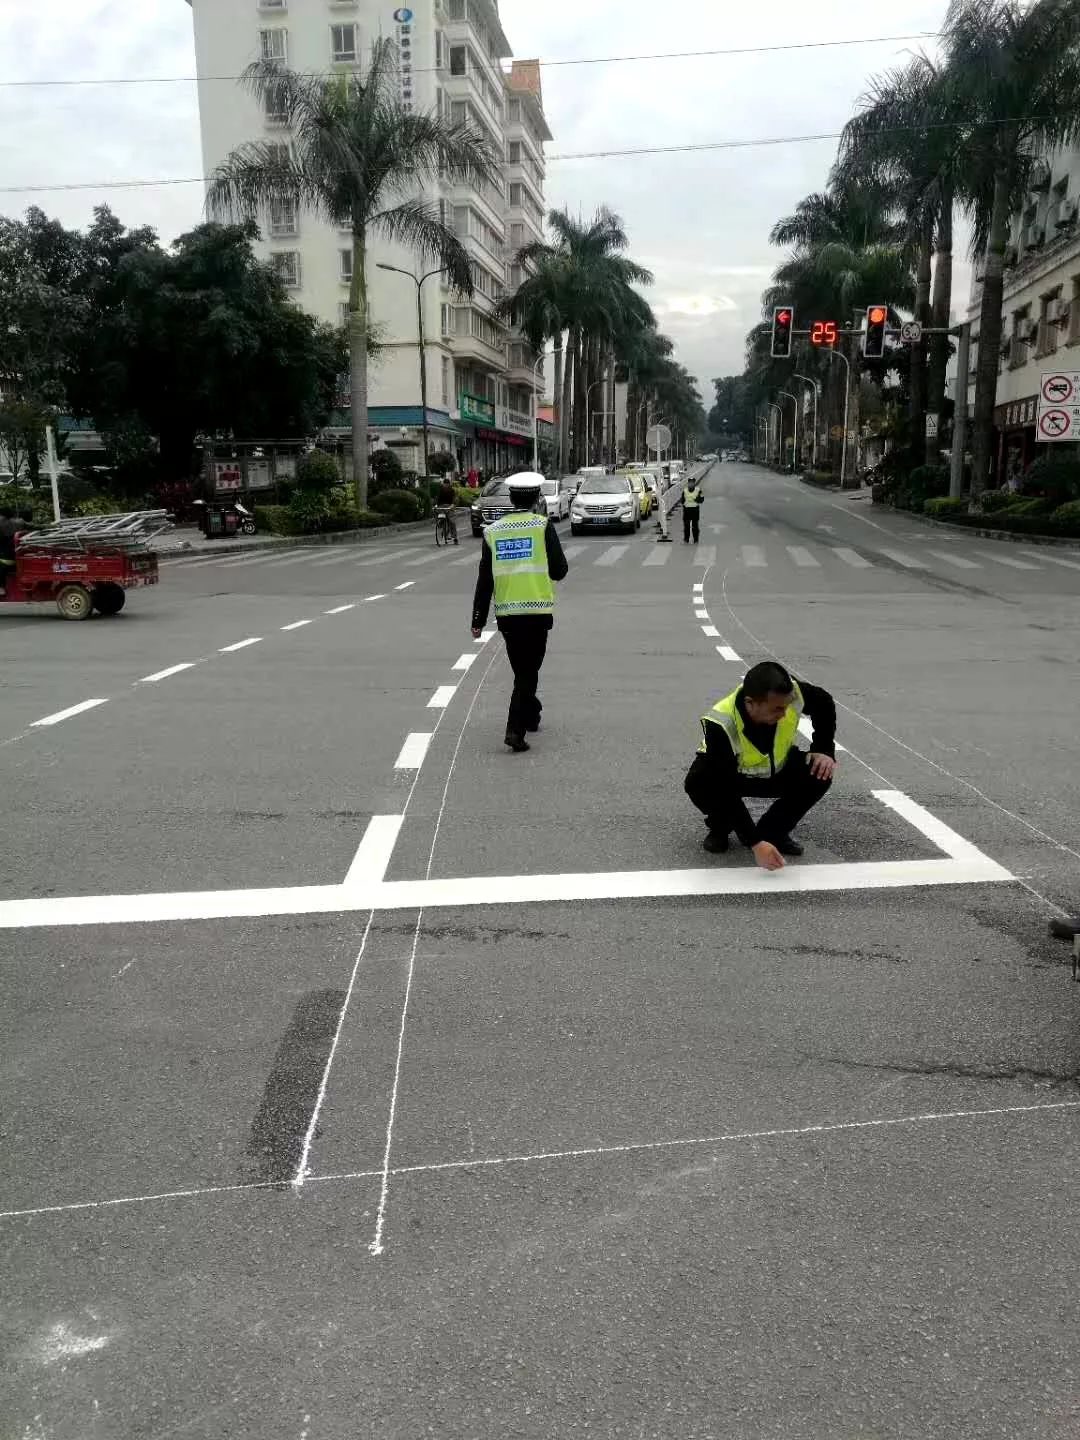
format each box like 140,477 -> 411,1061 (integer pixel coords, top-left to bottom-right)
945,0 -> 1080,492
207,41 -> 497,506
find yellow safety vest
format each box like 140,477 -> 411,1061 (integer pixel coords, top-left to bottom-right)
485,511 -> 554,618
698,680 -> 805,777
683,484 -> 703,508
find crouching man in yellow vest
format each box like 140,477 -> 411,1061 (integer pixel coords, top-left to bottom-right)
684,660 -> 837,870
472,472 -> 569,752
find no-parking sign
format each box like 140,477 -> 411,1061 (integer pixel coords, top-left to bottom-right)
1037,371 -> 1080,440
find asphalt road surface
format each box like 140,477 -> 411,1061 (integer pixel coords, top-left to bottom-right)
4,461 -> 1080,1438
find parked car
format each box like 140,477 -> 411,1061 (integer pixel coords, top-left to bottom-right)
570,473 -> 639,535
539,476 -> 570,521
470,477 -> 513,536
621,470 -> 651,519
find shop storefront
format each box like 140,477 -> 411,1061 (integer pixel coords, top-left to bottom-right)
454,393 -> 536,475
993,394 -> 1038,489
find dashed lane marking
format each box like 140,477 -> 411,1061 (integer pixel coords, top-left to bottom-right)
394,733 -> 434,770
395,581 -> 416,590
218,637 -> 262,653
280,620 -> 313,631
451,653 -> 477,672
324,604 -> 356,615
31,698 -> 109,728
694,608 -> 710,620
427,685 -> 458,709
138,663 -> 196,683
702,624 -> 720,638
716,645 -> 742,662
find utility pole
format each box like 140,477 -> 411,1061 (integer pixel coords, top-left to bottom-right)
950,321 -> 971,500
794,373 -> 819,469
779,390 -> 799,473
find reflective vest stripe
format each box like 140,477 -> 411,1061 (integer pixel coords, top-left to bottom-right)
683,485 -> 702,508
485,512 -> 554,618
698,679 -> 805,775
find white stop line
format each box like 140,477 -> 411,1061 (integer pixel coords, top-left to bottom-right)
0,792 -> 1011,930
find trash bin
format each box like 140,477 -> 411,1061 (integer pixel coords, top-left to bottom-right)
223,509 -> 240,536
206,508 -> 226,538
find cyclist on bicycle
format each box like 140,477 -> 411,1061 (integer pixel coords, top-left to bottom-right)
436,478 -> 458,544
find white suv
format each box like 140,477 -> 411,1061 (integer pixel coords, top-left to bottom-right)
570,474 -> 639,535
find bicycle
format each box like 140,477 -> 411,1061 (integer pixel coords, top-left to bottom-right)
434,507 -> 459,546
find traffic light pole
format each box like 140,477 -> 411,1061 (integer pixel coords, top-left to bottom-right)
778,390 -> 799,473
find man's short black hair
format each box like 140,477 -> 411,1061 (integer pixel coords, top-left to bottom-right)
742,661 -> 794,700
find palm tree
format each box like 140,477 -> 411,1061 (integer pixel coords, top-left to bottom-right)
945,0 -> 1080,493
515,207 -> 652,469
207,42 -> 498,506
498,250 -> 568,470
839,56 -> 962,464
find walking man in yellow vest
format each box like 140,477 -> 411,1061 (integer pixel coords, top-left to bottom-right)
684,661 -> 837,869
472,472 -> 569,752
682,476 -> 704,543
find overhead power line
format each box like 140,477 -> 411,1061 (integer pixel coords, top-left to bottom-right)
0,110 -> 1060,194
0,31 -> 942,89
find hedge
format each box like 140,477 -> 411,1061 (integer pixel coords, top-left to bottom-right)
370,487 -> 423,522
923,496 -> 967,518
1052,499 -> 1080,527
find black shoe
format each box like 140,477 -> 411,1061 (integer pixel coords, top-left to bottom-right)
702,832 -> 729,854
525,720 -> 541,734
774,834 -> 804,858
504,731 -> 530,753
1049,916 -> 1080,941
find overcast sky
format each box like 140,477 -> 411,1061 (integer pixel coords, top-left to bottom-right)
0,0 -> 970,408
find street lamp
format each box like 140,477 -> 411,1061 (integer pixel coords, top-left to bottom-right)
794,373 -> 820,469
768,402 -> 782,465
822,346 -> 852,486
376,262 -> 443,479
585,378 -> 606,466
778,390 -> 799,473
531,347 -> 554,472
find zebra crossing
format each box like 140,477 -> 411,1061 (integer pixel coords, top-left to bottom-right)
162,535 -> 1080,582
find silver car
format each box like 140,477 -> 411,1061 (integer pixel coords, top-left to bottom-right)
540,477 -> 570,521
570,474 -> 639,536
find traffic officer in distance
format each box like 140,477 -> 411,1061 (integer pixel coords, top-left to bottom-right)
684,660 -> 837,869
472,472 -> 569,753
682,474 -> 704,543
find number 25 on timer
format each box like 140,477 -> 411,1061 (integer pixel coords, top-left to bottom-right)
811,321 -> 838,346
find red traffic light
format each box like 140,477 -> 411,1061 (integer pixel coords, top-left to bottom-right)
777,310 -> 791,326
868,306 -> 887,324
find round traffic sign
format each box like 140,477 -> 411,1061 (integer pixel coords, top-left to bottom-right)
1039,408 -> 1071,438
1041,373 -> 1074,404
646,423 -> 672,452
393,7 -> 414,21
900,321 -> 923,343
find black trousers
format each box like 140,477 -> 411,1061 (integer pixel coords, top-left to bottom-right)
684,749 -> 831,844
682,506 -> 700,542
499,618 -> 549,736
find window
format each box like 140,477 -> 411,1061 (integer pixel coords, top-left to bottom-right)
1070,277 -> 1080,344
331,23 -> 358,63
339,301 -> 351,326
258,0 -> 286,10
264,85 -> 288,124
508,141 -> 521,164
271,251 -> 301,288
510,222 -> 524,247
435,31 -> 444,68
339,249 -> 353,282
268,196 -> 297,236
1009,304 -> 1031,368
441,303 -> 453,337
449,45 -> 466,76
259,28 -> 287,62
1038,286 -> 1062,356
441,355 -> 450,407
509,100 -> 521,121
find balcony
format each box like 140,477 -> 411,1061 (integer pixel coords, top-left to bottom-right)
506,162 -> 544,209
448,331 -> 506,368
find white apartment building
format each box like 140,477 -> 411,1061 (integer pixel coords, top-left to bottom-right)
966,144 -> 1080,486
184,0 -> 551,474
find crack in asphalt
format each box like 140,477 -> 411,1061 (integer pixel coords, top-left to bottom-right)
817,1055 -> 1080,1090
